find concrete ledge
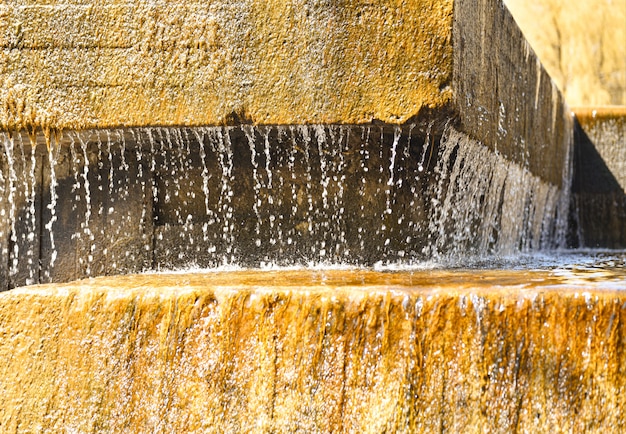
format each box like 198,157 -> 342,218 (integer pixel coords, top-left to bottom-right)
0,0 -> 572,186
0,271 -> 624,432
0,1 -> 454,129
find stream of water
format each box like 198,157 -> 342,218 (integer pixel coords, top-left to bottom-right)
0,123 -> 583,289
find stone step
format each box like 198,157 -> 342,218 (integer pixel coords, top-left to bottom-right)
1,0 -> 571,186
0,270 -> 623,432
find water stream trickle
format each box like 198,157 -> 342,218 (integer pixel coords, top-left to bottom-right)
1,133 -> 18,279
0,123 -> 574,287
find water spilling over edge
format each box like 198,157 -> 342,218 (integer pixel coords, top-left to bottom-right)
1,122 -> 574,288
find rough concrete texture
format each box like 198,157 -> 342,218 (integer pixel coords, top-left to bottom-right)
0,0 -> 454,130
504,0 -> 626,106
571,107 -> 626,248
0,271 -> 624,433
0,0 -> 573,182
574,108 -> 626,190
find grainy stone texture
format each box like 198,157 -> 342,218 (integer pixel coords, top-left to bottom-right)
453,0 -> 573,188
0,0 -> 454,129
0,271 -> 624,433
571,107 -> 626,248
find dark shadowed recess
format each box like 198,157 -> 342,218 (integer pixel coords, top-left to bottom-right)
569,119 -> 626,249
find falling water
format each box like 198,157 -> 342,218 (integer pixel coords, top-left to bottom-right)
43,133 -> 60,278
1,133 -> 18,279
0,123 -> 571,288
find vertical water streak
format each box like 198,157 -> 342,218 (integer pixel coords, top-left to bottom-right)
243,125 -> 262,244
44,133 -> 60,275
418,122 -> 434,174
275,126 -> 290,250
314,125 -> 329,212
131,129 -> 144,241
144,128 -> 159,208
285,126 -> 299,248
387,126 -> 401,187
299,126 -> 314,236
262,127 -> 277,250
357,126 -> 371,252
77,132 -> 94,275
192,129 -> 211,217
210,127 -> 235,263
25,134 -> 38,284
1,133 -> 19,278
384,126 -> 402,240
106,130 -> 114,200
335,126 -> 348,257
262,127 -> 273,195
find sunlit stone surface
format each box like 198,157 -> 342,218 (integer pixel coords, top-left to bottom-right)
0,0 -> 454,129
0,0 -> 572,186
504,0 -> 626,106
0,269 -> 624,433
0,0 -> 622,431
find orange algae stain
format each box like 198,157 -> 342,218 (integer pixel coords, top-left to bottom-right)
0,270 -> 624,432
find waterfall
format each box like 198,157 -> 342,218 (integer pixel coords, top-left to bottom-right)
0,123 -> 572,288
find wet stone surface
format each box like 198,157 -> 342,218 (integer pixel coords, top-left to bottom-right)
571,108 -> 626,249
1,267 -> 624,433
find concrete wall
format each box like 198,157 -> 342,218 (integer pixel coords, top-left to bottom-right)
571,108 -> 626,248
0,272 -> 624,432
453,0 -> 573,188
0,0 -> 574,184
0,0 -> 454,130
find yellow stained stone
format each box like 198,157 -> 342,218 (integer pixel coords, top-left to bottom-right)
0,270 -> 624,432
0,1 -> 454,130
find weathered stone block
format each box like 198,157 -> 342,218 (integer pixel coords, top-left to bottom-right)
0,1 -> 454,129
0,0 -> 571,184
0,271 -> 624,432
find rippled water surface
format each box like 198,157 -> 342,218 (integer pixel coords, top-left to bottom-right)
18,250 -> 625,292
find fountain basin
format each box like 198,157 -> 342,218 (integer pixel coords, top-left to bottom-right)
0,269 -> 624,432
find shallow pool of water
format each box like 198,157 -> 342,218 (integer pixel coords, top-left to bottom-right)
16,250 -> 625,292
